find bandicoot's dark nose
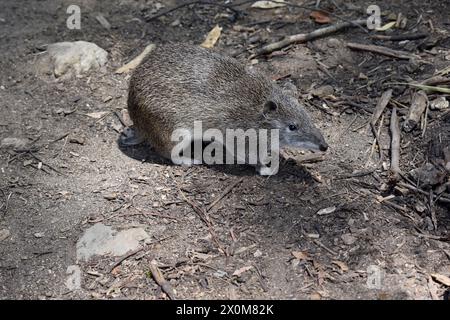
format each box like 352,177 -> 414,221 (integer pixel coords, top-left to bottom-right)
319,142 -> 328,152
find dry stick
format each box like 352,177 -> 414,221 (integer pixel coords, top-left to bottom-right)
146,0 -> 242,21
389,107 -> 401,182
313,239 -> 338,256
346,42 -> 419,60
127,211 -> 179,221
420,76 -> 450,86
429,190 -> 437,231
421,99 -> 429,138
252,19 -> 366,57
206,177 -> 244,212
398,182 -> 450,204
171,173 -> 226,255
28,152 -> 65,175
371,33 -> 427,41
366,114 -> 384,167
404,90 -> 428,132
368,90 -> 392,164
109,236 -> 173,273
371,89 -> 392,126
149,260 -> 177,300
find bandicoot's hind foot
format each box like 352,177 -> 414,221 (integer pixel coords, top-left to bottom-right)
120,127 -> 145,146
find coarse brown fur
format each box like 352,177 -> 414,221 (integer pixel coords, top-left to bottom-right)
127,43 -> 327,162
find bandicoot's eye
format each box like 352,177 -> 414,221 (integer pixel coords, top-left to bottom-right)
288,124 -> 298,131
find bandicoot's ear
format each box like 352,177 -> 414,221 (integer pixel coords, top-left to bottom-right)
263,100 -> 278,115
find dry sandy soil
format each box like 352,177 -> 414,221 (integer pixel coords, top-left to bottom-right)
0,0 -> 449,299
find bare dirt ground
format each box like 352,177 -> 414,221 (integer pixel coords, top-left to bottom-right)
0,0 -> 449,300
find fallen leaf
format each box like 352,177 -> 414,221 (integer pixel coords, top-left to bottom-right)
251,0 -> 286,9
376,21 -> 396,31
431,273 -> 450,286
316,206 -> 336,215
200,25 -> 222,48
332,260 -> 349,272
115,43 -> 156,74
85,111 -> 109,119
232,265 -> 253,277
310,11 -> 331,24
292,251 -> 312,261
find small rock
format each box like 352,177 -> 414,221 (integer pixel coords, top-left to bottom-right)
42,41 -> 108,77
253,249 -> 263,258
341,233 -> 357,245
151,2 -> 165,13
358,72 -> 368,80
34,232 -> 44,238
306,233 -> 320,239
66,265 -> 81,290
0,137 -> 28,150
76,223 -> 150,262
327,38 -> 341,48
311,85 -> 334,98
213,270 -> 227,278
316,206 -> 336,215
171,18 -> 181,27
103,192 -> 118,200
69,136 -> 85,145
430,97 -> 449,110
0,229 -> 11,241
0,85 -> 5,90
415,202 -> 426,213
102,96 -> 113,103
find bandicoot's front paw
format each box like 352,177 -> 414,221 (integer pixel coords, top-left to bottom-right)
120,127 -> 145,146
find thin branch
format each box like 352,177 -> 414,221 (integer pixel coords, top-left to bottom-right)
253,19 -> 366,57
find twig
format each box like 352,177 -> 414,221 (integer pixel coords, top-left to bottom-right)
146,0 -> 242,21
50,132 -> 70,143
389,107 -> 401,181
371,89 -> 392,126
252,19 -> 366,57
171,172 -> 226,255
429,190 -> 437,231
366,114 -> 385,166
347,42 -> 419,60
414,227 -> 448,241
126,211 -> 179,221
207,177 -> 243,212
404,90 -> 428,132
110,248 -> 143,273
371,33 -> 427,41
420,76 -> 450,86
109,236 -> 173,273
313,239 -> 338,256
421,98 -> 429,138
149,260 -> 177,300
368,89 -> 392,163
28,152 -> 65,175
398,182 -> 450,204
0,189 -> 12,216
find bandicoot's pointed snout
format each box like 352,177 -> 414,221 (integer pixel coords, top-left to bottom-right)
319,141 -> 328,152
